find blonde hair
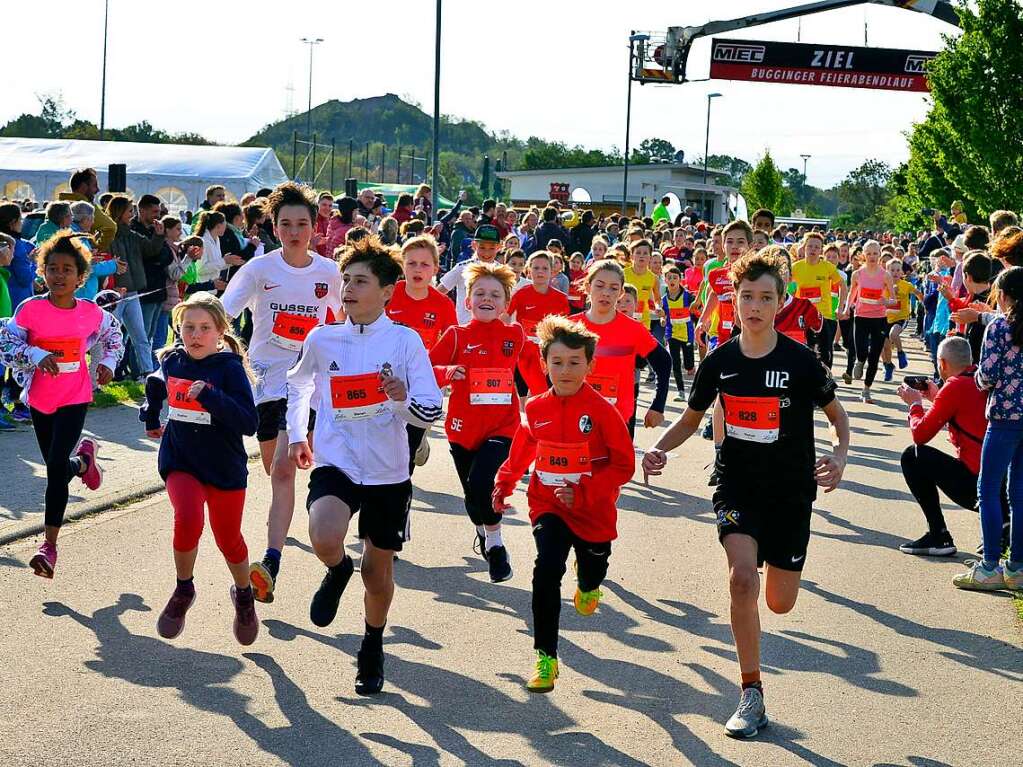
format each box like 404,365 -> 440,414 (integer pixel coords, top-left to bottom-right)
400,234 -> 440,266
166,291 -> 253,380
465,261 -> 516,302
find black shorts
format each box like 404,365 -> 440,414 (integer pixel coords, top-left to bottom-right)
712,489 -> 813,572
256,398 -> 316,443
306,466 -> 412,552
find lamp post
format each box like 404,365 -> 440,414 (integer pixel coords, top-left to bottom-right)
702,92 -> 722,223
622,33 -> 649,216
301,37 -> 324,140
800,153 -> 811,208
99,0 -> 109,140
431,0 -> 441,218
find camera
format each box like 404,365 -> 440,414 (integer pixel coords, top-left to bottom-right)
903,375 -> 931,391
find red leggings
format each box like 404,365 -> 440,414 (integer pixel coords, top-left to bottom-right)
166,472 -> 248,564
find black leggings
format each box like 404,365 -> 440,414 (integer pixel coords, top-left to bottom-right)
854,316 -> 888,387
450,437 -> 511,527
841,316 -> 857,375
668,338 -> 694,395
532,513 -> 611,657
31,404 -> 89,528
809,318 -> 837,369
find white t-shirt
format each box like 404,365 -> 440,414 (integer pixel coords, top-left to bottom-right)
220,249 -> 342,404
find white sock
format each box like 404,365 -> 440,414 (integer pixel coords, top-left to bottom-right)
485,527 -> 503,551
476,525 -> 486,538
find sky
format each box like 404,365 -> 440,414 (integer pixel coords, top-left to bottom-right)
0,1 -> 957,189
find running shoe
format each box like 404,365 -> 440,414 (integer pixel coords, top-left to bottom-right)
897,350 -> 909,369
249,557 -> 279,604
707,466 -> 722,487
853,361 -> 864,380
860,388 -> 873,404
883,363 -> 895,382
309,555 -> 354,627
899,530 -> 956,557
355,646 -> 385,695
526,651 -> 559,693
414,436 -> 431,467
574,586 -> 602,616
157,587 -> 196,639
75,438 -> 103,491
1002,561 -> 1023,591
952,560 -> 1004,591
28,541 -> 57,579
231,585 -> 259,645
472,531 -> 490,562
725,687 -> 769,738
9,403 -> 31,423
842,371 -> 853,385
487,545 -> 513,583
0,412 -> 16,431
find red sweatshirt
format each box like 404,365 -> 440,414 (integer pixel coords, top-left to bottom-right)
706,265 -> 736,341
494,383 -> 636,542
774,295 -> 823,345
430,319 -> 525,450
907,367 -> 987,475
386,281 -> 458,350
508,284 -> 570,396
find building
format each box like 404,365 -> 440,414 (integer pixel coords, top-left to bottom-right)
496,162 -> 736,222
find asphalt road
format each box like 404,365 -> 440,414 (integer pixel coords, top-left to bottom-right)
0,340 -> 1018,767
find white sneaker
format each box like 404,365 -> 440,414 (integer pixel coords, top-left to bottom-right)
853,361 -> 864,380
414,436 -> 431,467
725,687 -> 768,738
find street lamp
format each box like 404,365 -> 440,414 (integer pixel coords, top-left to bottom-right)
301,37 -> 324,140
99,0 -> 110,140
800,153 -> 812,208
702,92 -> 722,223
621,32 -> 649,216
431,0 -> 441,221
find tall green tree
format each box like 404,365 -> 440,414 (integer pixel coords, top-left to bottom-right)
837,159 -> 892,226
740,151 -> 785,213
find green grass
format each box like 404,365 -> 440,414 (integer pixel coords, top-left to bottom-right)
93,379 -> 145,408
1015,594 -> 1023,625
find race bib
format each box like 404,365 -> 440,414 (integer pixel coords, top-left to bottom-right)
469,367 -> 514,405
722,394 -> 780,444
535,440 -> 591,487
269,312 -> 318,351
859,287 -> 883,305
888,300 -> 903,314
799,285 -> 822,304
669,306 -> 690,321
37,337 -> 82,373
167,376 -> 211,424
330,373 -> 389,421
586,374 -> 619,404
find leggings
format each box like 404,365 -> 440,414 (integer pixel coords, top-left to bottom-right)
166,471 -> 248,564
854,316 -> 888,387
450,437 -> 511,527
31,404 -> 89,528
840,316 -> 857,376
532,513 -> 611,657
809,318 -> 837,369
668,338 -> 694,396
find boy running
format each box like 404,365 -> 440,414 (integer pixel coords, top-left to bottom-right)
643,250 -> 849,739
440,224 -> 501,324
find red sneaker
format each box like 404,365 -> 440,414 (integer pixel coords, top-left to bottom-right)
29,541 -> 57,579
75,438 -> 103,491
231,586 -> 259,646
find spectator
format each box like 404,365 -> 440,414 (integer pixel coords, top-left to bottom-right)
356,187 -> 377,218
199,184 -> 227,212
534,207 -> 565,252
71,202 -> 124,301
479,199 -> 497,228
413,183 -> 433,223
58,168 -> 116,250
652,196 -> 671,225
191,210 -> 229,293
378,216 -> 400,246
0,233 -> 13,430
246,202 -> 277,252
393,193 -> 415,225
33,202 -> 73,246
326,196 -> 358,255
989,209 -> 1019,236
448,209 -> 476,266
133,196 -> 176,366
570,210 -> 598,257
897,336 -> 1006,557
313,192 -> 334,257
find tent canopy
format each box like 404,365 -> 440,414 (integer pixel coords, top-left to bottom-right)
355,182 -> 456,211
0,137 -> 288,213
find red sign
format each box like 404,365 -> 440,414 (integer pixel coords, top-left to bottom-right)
709,38 -> 936,92
549,183 -> 570,203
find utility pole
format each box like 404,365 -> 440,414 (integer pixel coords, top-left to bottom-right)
301,38 -> 324,140
431,0 -> 442,213
801,153 -> 811,207
99,0 -> 110,140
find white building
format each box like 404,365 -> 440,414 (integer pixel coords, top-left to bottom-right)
497,162 -> 736,222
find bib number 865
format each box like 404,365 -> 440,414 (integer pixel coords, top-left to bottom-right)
347,389 -> 368,401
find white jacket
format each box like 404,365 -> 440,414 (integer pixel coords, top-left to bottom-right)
199,230 -> 227,281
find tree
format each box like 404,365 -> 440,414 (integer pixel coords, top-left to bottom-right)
702,154 -> 752,187
634,137 -> 676,162
837,159 -> 892,226
740,151 -> 786,213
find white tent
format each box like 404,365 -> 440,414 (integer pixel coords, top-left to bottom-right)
0,137 -> 288,214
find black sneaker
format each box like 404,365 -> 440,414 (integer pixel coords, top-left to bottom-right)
473,532 -> 489,562
975,522 -> 1011,557
707,467 -> 722,487
309,555 -> 354,627
355,646 -> 385,695
487,544 -> 513,583
899,530 -> 956,557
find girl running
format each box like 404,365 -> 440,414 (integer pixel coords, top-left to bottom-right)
140,292 -> 259,644
430,262 -> 524,583
0,232 -> 123,578
841,240 -> 898,403
881,259 -> 923,381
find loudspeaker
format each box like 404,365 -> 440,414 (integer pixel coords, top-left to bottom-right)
108,163 -> 127,193
344,178 -> 358,198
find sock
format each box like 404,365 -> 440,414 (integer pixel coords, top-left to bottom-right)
475,525 -> 486,538
176,577 -> 195,595
362,621 -> 385,651
741,671 -> 762,692
264,547 -> 281,565
485,527 -> 503,552
70,456 -> 85,476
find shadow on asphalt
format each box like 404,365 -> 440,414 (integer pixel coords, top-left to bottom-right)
0,553 -> 28,569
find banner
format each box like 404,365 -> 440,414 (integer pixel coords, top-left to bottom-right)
708,38 -> 937,92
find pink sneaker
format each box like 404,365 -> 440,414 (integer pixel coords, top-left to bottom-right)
29,541 -> 57,579
75,438 -> 103,491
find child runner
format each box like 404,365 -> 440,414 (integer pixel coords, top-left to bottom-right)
140,292 -> 259,644
790,232 -> 847,368
287,235 -> 443,695
772,246 -> 824,345
0,232 -> 123,577
882,258 -> 923,381
493,316 -> 635,693
662,265 -> 695,398
220,182 -> 343,604
567,253 -> 587,312
570,261 -> 670,439
623,240 -> 662,336
386,234 -> 457,469
505,251 -> 570,398
840,240 -> 897,403
431,262 -> 524,581
440,224 -> 502,324
505,249 -> 530,294
643,250 -> 850,739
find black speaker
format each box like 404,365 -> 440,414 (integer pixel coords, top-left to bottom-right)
344,177 -> 358,198
108,163 -> 127,193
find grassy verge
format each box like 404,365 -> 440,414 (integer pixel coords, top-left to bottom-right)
93,380 -> 144,408
1015,594 -> 1023,625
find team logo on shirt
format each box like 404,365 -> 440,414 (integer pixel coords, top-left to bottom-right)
578,415 -> 592,434
502,340 -> 515,357
314,282 -> 329,299
423,312 -> 436,327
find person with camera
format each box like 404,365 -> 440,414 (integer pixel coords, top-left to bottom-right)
896,336 -> 1008,557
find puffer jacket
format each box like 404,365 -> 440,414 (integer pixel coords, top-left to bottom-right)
109,222 -> 163,294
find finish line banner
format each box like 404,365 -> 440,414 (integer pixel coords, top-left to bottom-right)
708,38 -> 937,92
